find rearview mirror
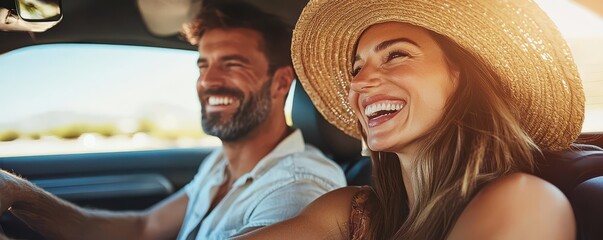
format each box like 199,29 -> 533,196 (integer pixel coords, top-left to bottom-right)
0,0 -> 62,32
16,0 -> 61,22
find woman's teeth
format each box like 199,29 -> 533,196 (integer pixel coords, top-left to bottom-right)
365,102 -> 404,119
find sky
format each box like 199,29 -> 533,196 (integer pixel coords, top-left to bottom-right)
0,44 -> 200,124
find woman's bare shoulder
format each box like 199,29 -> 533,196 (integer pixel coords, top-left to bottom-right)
448,173 -> 575,240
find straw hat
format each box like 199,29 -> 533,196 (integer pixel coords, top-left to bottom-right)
292,0 -> 585,151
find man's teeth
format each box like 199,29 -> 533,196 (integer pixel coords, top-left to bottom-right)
208,96 -> 235,106
364,102 -> 404,117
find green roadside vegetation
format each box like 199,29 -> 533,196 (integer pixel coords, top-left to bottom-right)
0,118 -> 206,142
49,123 -> 118,139
135,119 -> 206,140
0,130 -> 20,142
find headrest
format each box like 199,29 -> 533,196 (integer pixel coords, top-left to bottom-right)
537,144 -> 603,195
571,176 -> 603,240
291,80 -> 362,165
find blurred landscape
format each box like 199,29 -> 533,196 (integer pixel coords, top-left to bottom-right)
0,103 -> 222,157
0,44 -> 213,157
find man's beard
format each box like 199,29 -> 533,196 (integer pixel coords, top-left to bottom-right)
200,80 -> 272,142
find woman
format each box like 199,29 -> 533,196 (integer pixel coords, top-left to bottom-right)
236,0 -> 583,239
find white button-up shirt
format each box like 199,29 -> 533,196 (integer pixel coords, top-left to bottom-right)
177,129 -> 346,240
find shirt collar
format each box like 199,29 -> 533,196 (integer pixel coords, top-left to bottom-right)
237,129 -> 306,184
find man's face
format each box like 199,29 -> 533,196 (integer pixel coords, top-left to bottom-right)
196,28 -> 273,142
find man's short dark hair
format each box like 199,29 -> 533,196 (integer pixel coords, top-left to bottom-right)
182,1 -> 293,75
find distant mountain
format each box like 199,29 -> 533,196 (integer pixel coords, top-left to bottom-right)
0,111 -> 121,132
135,101 -> 199,121
0,102 -> 201,133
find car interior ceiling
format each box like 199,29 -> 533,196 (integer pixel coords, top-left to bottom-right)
1,0 -> 603,239
0,0 -> 309,54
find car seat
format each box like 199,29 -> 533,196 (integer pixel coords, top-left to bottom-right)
537,145 -> 603,240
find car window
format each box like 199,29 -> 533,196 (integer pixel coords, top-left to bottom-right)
0,44 -> 295,157
535,0 -> 603,133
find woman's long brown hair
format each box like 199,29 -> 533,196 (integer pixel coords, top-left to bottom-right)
364,31 -> 540,239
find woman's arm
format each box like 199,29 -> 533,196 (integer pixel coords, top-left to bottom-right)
232,186 -> 363,240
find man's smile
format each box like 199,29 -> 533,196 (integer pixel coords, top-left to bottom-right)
204,95 -> 242,114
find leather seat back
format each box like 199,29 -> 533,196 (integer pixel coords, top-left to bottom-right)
537,145 -> 603,240
571,176 -> 603,240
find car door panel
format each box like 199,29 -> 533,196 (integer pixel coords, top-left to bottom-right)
0,147 -> 215,238
32,174 -> 173,201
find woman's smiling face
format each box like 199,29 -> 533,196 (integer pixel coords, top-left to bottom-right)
349,22 -> 459,154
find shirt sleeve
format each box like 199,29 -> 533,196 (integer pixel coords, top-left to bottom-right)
239,180 -> 332,231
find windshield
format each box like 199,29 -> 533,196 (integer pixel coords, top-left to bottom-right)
0,44 -> 213,157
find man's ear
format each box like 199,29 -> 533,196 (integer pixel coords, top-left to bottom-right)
271,66 -> 294,98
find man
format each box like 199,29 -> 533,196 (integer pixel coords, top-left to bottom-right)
0,2 -> 346,239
